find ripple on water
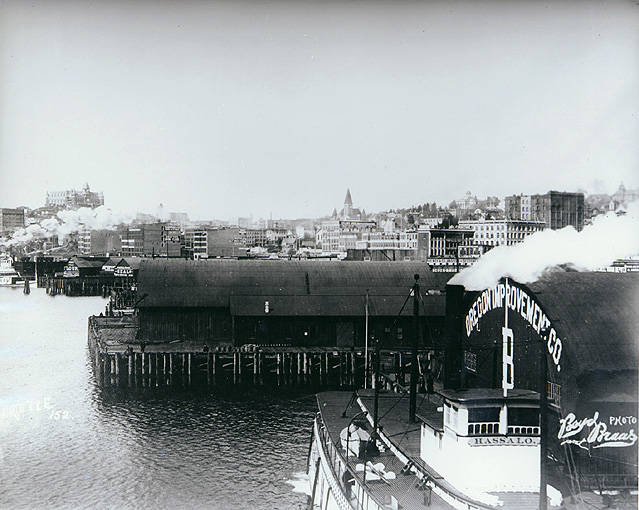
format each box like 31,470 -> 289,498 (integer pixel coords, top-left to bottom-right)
0,289 -> 315,509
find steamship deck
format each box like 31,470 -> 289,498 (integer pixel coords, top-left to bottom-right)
316,391 -> 457,510
314,390 -> 543,510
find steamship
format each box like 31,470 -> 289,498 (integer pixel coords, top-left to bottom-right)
305,274 -> 639,510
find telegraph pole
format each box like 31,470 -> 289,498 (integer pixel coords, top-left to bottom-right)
409,274 -> 420,423
364,289 -> 369,389
372,337 -> 380,441
539,340 -> 548,510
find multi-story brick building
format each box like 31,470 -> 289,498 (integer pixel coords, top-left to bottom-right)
505,191 -> 584,231
207,228 -> 246,258
315,219 -> 377,253
459,218 -> 545,247
0,208 -> 25,235
161,224 -> 182,257
183,227 -> 208,259
346,230 -> 430,262
120,223 -> 164,257
427,226 -> 475,258
78,228 -> 122,255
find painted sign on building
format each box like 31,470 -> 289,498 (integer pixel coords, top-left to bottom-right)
558,411 -> 638,450
63,262 -> 79,278
464,279 -> 563,373
114,266 -> 133,277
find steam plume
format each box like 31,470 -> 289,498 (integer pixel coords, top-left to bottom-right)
449,202 -> 639,291
0,206 -> 135,248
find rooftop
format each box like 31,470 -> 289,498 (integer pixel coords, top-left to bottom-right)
137,259 -> 452,315
437,388 -> 539,405
525,271 -> 639,374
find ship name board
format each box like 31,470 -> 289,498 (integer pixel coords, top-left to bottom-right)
467,436 -> 540,447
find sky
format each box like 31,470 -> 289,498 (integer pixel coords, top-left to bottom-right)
1,0 -> 638,221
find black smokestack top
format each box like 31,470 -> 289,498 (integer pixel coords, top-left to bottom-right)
444,284 -> 465,389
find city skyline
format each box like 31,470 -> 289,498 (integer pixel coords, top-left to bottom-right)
1,1 -> 638,220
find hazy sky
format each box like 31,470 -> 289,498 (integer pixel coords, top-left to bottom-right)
1,0 -> 638,220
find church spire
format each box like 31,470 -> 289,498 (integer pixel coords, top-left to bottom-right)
344,188 -> 353,206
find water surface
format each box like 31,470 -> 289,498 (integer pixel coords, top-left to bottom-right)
0,287 -> 315,509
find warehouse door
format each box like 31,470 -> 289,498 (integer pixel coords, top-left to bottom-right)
336,321 -> 355,347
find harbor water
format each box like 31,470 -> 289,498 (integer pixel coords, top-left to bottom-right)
0,287 -> 315,509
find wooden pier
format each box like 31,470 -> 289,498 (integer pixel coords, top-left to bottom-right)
87,316 -> 431,390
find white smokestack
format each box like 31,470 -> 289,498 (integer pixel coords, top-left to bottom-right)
449,202 -> 639,291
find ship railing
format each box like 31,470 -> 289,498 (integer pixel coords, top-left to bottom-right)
467,422 -> 499,435
378,372 -> 409,394
507,425 -> 540,436
467,423 -> 540,436
314,413 -> 391,510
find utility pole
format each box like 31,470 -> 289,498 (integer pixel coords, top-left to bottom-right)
364,289 -> 369,389
372,337 -> 380,442
539,340 -> 548,510
409,274 -> 420,423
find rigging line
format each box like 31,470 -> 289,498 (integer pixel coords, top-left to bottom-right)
383,428 -> 422,439
585,454 -> 638,468
384,399 -> 438,502
376,390 -> 409,422
389,289 -> 414,330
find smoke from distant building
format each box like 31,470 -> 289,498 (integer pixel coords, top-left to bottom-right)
449,201 -> 639,290
0,206 -> 134,248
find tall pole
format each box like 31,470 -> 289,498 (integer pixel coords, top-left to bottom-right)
364,289 -> 369,389
409,274 -> 420,423
372,337 -> 380,441
539,339 -> 548,510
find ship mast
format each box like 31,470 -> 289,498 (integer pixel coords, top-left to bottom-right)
409,274 -> 420,422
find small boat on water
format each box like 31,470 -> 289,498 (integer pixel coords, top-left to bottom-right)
0,255 -> 26,286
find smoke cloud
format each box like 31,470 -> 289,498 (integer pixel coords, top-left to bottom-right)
449,202 -> 639,291
0,206 -> 135,248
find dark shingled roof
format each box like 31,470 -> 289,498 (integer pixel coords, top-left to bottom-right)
525,271 -> 639,374
117,257 -> 142,270
72,256 -> 109,269
103,257 -> 124,268
137,259 -> 451,316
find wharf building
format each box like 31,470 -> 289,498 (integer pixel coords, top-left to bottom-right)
443,272 -> 639,495
505,191 -> 585,231
0,208 -> 25,235
45,183 -> 104,210
44,255 -> 139,296
135,259 -> 450,349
